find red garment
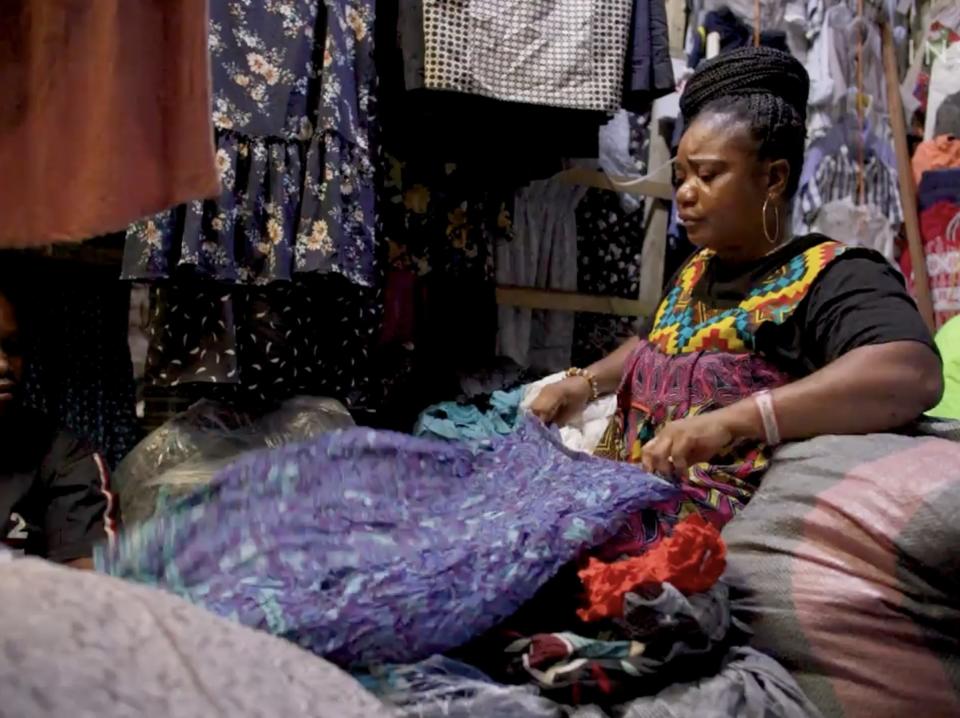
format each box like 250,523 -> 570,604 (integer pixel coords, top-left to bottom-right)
577,515 -> 726,622
902,200 -> 960,329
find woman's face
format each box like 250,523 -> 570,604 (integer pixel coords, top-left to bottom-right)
674,112 -> 780,261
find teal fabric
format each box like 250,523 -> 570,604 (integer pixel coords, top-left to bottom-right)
413,388 -> 524,442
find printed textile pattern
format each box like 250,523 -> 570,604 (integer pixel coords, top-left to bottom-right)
573,127 -> 649,367
648,240 -> 848,355
142,275 -> 382,408
381,154 -> 513,282
421,0 -> 633,112
96,418 -> 677,667
592,342 -> 790,557
924,201 -> 960,328
123,0 -> 379,287
503,582 -> 734,705
576,190 -> 646,299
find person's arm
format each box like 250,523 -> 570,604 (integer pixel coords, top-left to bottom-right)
43,435 -> 116,568
645,341 -> 941,476
726,340 -> 941,439
642,254 -> 943,475
529,335 -> 640,425
585,334 -> 641,395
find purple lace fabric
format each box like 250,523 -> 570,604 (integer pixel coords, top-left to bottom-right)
97,418 -> 675,666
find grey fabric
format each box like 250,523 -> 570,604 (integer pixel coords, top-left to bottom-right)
363,655 -> 563,717
913,416 -> 960,442
371,646 -> 815,718
0,554 -> 392,718
617,648 -> 822,718
723,434 -> 960,718
935,92 -> 960,137
599,110 -> 644,214
497,178 -> 586,370
399,0 -> 426,90
619,582 -> 734,662
623,0 -> 675,112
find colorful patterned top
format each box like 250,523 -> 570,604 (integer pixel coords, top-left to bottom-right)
648,239 -> 849,355
594,237 -> 849,555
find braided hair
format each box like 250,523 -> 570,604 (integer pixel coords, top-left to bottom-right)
679,47 -> 810,198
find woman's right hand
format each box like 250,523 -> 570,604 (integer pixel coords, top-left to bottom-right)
528,377 -> 593,427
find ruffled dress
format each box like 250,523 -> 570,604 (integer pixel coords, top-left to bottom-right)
123,0 -> 377,287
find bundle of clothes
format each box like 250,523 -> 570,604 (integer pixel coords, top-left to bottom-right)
82,377 -> 822,717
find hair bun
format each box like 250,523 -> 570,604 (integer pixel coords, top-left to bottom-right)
679,47 -> 810,124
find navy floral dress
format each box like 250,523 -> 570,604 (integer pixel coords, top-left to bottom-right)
123,0 -> 378,287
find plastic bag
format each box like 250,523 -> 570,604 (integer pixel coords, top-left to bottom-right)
113,396 -> 354,526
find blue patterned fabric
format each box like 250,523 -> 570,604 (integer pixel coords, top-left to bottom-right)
413,388 -> 524,442
97,419 -> 676,666
123,0 -> 378,287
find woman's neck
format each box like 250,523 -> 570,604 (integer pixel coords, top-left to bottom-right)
713,226 -> 794,264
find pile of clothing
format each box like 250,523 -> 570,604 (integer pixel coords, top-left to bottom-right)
415,370 -> 616,452
361,541 -> 819,718
95,384 -> 820,715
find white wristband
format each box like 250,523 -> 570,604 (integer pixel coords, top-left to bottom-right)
754,389 -> 781,446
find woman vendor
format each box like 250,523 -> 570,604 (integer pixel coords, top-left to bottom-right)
532,46 -> 942,541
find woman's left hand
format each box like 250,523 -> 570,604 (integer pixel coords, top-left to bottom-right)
641,411 -> 740,477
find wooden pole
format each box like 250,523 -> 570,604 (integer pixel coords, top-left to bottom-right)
881,21 -> 936,331
753,0 -> 760,46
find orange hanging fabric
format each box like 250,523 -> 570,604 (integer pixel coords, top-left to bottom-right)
576,515 -> 727,622
0,1 -> 219,248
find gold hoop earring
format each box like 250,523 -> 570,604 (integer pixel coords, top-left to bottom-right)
762,197 -> 781,246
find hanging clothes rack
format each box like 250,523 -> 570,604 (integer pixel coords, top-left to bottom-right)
493,171 -> 673,318
494,135 -> 675,319
495,0 -> 685,321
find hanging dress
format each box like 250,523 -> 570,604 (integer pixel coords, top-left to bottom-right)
122,0 -> 378,286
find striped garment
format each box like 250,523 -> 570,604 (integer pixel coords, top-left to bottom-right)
798,145 -> 903,235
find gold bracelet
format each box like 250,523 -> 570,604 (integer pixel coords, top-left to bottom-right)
565,367 -> 600,402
